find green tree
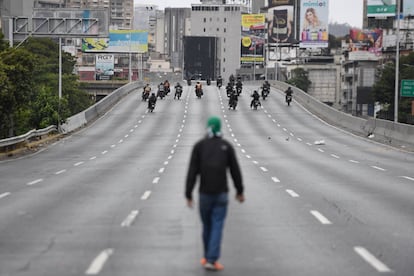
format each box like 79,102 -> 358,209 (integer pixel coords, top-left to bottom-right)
286,67 -> 312,92
373,52 -> 414,123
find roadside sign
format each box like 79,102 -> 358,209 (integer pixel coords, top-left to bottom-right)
401,80 -> 414,97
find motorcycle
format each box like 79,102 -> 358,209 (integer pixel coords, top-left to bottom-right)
229,98 -> 237,110
195,88 -> 203,98
187,79 -> 191,86
207,78 -> 211,85
236,86 -> 242,96
142,91 -> 149,101
261,87 -> 269,100
286,95 -> 292,106
174,87 -> 183,100
157,89 -> 165,99
148,102 -> 156,112
252,99 -> 261,110
217,79 -> 222,88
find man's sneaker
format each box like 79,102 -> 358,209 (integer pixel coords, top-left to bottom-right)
204,261 -> 224,271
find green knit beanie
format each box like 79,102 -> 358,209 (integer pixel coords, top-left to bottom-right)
207,116 -> 221,135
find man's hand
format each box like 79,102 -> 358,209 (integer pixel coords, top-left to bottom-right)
236,194 -> 245,203
186,199 -> 194,208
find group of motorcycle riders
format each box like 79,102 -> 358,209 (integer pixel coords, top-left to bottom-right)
141,74 -> 293,112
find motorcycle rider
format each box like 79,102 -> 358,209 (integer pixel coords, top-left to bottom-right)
226,82 -> 234,97
235,80 -> 243,95
261,81 -> 270,99
148,92 -> 157,111
142,83 -> 151,100
250,90 -> 261,109
164,80 -> 170,94
229,89 -> 238,109
285,86 -> 293,103
174,82 -> 183,99
195,81 -> 203,96
217,75 -> 223,87
157,82 -> 165,98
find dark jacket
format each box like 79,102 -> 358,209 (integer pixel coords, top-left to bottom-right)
185,135 -> 243,200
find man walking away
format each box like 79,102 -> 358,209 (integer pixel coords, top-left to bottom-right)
185,116 -> 245,271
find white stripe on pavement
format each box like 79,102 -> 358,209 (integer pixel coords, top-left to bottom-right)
121,210 -> 139,227
85,249 -> 114,275
310,210 -> 332,225
27,179 -> 43,186
354,246 -> 393,273
286,189 -> 299,197
141,191 -> 151,200
0,192 -> 11,199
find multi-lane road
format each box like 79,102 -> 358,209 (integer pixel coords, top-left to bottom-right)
0,83 -> 413,276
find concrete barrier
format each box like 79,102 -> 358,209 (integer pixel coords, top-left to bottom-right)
269,80 -> 414,150
61,81 -> 143,134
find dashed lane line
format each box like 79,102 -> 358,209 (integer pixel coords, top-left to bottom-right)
286,189 -> 300,197
85,249 -> 114,275
141,190 -> 151,200
27,179 -> 43,186
354,246 -> 393,273
310,210 -> 332,225
0,192 -> 11,199
121,210 -> 139,227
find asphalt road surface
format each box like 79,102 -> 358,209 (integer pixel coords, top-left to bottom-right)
0,83 -> 413,276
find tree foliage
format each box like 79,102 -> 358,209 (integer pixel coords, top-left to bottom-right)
373,52 -> 414,123
286,67 -> 312,92
0,37 -> 93,139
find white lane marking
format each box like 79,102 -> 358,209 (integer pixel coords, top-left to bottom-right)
277,124 -> 281,127
349,159 -> 359,163
260,167 -> 268,172
163,161 -> 169,165
101,150 -> 108,155
290,132 -> 294,137
176,139 -> 179,143
85,249 -> 114,275
318,148 -> 325,153
371,166 -> 386,171
241,149 -> 246,153
27,179 -> 43,186
271,177 -> 280,183
330,154 -> 340,159
130,129 -> 134,132
110,144 -> 116,148
401,176 -> 414,181
168,155 -> 172,160
90,156 -> 97,160
246,155 -> 251,159
124,134 -> 129,138
253,161 -> 259,165
55,169 -> 66,175
0,192 -> 11,199
173,144 -> 177,148
152,177 -> 160,184
310,210 -> 332,225
134,124 -> 138,128
141,190 -> 151,200
74,161 -> 84,167
283,128 -> 287,132
121,210 -> 139,227
159,168 -> 165,173
354,246 -> 393,273
118,139 -> 123,143
297,137 -> 303,141
286,189 -> 299,197
170,150 -> 175,154
306,142 -> 312,146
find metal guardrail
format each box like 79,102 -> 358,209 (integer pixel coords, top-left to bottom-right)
0,125 -> 57,149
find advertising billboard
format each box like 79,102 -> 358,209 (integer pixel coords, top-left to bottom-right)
241,14 -> 266,65
347,28 -> 383,60
95,54 -> 114,80
403,0 -> 414,16
367,0 -> 396,17
299,0 -> 329,48
266,2 -> 295,44
82,30 -> 148,53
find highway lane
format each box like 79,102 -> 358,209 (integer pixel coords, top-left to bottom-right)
0,83 -> 413,275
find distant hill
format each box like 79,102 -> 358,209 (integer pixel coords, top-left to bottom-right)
329,22 -> 354,37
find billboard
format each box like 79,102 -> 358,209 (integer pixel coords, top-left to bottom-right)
183,36 -> 217,80
95,54 -> 114,80
403,0 -> 414,16
82,30 -> 148,53
367,0 -> 396,17
266,3 -> 295,43
347,28 -> 383,60
299,0 -> 329,48
241,14 -> 266,65
266,0 -> 294,8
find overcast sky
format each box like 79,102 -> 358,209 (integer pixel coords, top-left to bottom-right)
134,0 -> 363,28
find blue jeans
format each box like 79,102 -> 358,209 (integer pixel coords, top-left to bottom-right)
199,192 -> 228,263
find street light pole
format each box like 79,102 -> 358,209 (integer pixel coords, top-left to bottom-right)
394,0 -> 401,122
